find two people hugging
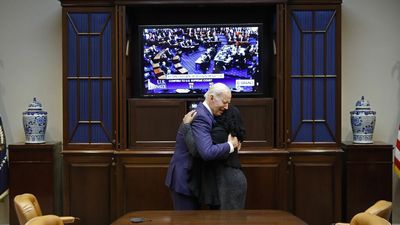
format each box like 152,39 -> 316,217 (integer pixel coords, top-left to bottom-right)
165,83 -> 247,210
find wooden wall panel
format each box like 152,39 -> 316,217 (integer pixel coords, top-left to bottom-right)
127,98 -> 274,149
114,152 -> 288,217
290,150 -> 342,225
232,98 -> 274,148
240,151 -> 288,210
128,99 -> 186,148
115,154 -> 173,217
63,153 -> 114,225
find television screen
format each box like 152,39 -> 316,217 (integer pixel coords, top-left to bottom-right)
140,24 -> 264,97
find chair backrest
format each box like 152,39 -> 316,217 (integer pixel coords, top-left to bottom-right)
365,200 -> 392,220
14,193 -> 43,225
350,212 -> 391,225
25,215 -> 63,225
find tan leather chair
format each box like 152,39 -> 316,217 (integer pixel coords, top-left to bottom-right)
25,215 -> 63,225
350,212 -> 391,225
364,200 -> 392,221
335,200 -> 392,225
14,193 -> 78,225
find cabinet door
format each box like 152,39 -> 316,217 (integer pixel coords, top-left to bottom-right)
289,150 -> 342,225
287,5 -> 341,146
63,153 -> 115,225
8,142 -> 62,225
114,154 -> 173,217
63,8 -> 115,149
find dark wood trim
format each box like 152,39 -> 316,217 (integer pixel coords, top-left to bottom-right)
111,6 -> 118,149
115,0 -> 287,5
59,0 -> 287,7
113,148 -> 289,155
284,3 -> 291,148
61,148 -> 291,156
287,0 -> 342,5
62,8 -> 67,150
63,143 -> 114,150
62,150 -> 115,155
335,5 -> 342,146
115,5 -> 126,150
275,3 -> 286,149
60,0 -> 115,7
59,0 -> 342,7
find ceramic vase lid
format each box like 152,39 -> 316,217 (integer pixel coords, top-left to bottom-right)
354,96 -> 371,110
26,97 -> 45,112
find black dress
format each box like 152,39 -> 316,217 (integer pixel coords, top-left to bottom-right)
187,105 -> 247,209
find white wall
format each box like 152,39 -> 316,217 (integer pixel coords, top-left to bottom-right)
341,0 -> 400,147
0,0 -> 62,223
0,0 -> 399,224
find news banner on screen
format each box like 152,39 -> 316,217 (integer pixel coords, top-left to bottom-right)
141,24 -> 263,96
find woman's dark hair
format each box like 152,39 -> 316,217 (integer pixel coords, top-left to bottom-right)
215,105 -> 246,142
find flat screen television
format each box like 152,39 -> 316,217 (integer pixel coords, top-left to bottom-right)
139,23 -> 267,97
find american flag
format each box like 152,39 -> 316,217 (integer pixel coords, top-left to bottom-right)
0,116 -> 8,199
394,125 -> 400,177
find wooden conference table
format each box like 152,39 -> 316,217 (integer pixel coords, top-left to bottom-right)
111,210 -> 308,225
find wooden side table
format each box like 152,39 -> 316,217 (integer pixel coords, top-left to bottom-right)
8,142 -> 62,225
342,141 -> 393,222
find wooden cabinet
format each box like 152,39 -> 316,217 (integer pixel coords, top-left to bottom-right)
8,142 -> 62,225
285,4 -> 342,224
341,141 -> 393,222
58,1 -> 344,225
62,150 -> 290,221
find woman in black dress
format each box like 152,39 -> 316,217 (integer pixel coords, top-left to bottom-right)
212,105 -> 247,209
183,105 -> 247,209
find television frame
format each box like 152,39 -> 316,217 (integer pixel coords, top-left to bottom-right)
137,23 -> 270,98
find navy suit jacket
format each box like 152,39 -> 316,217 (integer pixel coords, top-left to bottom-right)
165,102 -> 230,196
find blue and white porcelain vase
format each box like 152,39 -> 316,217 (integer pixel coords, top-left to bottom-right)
23,97 -> 47,143
350,96 -> 376,144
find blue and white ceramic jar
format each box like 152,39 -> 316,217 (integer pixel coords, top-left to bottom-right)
23,97 -> 47,143
350,96 -> 376,144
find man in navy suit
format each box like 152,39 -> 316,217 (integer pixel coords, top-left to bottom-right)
165,83 -> 239,210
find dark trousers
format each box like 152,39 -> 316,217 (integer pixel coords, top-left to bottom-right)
171,191 -> 200,210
